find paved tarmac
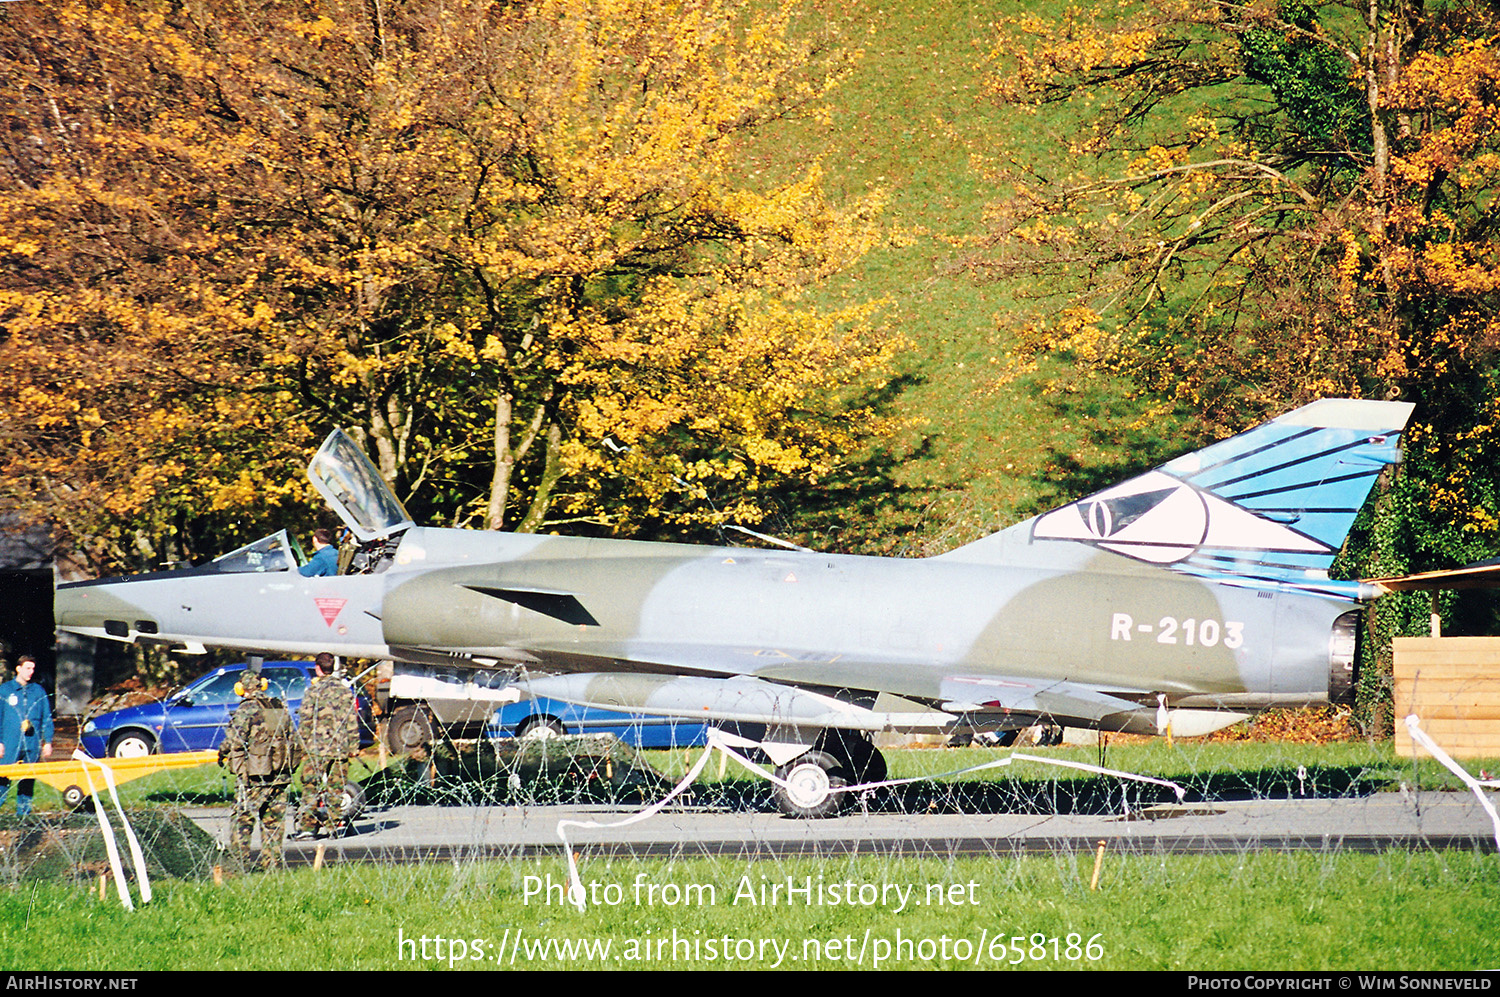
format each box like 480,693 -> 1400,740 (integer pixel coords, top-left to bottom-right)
185,788 -> 1500,866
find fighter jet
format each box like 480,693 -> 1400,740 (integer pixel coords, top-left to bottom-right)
56,397 -> 1413,816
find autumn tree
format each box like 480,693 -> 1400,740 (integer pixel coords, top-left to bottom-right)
984,0 -> 1500,422
0,0 -> 894,572
978,0 -> 1500,729
980,0 -> 1500,531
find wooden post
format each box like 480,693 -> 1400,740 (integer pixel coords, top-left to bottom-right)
1089,840 -> 1107,890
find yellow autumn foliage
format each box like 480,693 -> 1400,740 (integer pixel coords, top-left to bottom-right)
0,0 -> 893,568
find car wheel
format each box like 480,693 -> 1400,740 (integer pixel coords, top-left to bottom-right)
386,705 -> 434,754
517,716 -> 566,739
773,750 -> 848,819
108,730 -> 157,758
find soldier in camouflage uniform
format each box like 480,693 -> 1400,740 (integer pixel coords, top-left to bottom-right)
217,662 -> 300,871
295,652 -> 359,838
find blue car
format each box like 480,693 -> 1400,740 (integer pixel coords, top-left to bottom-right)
488,697 -> 709,750
81,661 -> 374,758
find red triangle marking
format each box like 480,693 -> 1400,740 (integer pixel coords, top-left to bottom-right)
314,597 -> 347,627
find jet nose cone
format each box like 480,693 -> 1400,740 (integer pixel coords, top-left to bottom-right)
54,579 -> 153,639
52,580 -> 94,628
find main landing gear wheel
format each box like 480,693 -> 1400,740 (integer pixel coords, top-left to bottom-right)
62,785 -> 89,810
843,737 -> 888,786
315,781 -> 367,825
817,729 -> 887,786
773,750 -> 849,819
341,780 -> 366,821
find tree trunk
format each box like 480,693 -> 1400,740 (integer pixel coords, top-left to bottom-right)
516,422 -> 564,533
487,390 -> 515,530
486,387 -> 551,531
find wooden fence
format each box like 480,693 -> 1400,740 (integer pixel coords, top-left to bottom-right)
1393,637 -> 1500,759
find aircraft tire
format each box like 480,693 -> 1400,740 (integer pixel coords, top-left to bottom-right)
340,780 -> 366,821
309,781 -> 366,833
817,730 -> 887,786
773,751 -> 848,819
386,705 -> 434,754
846,740 -> 887,786
315,781 -> 365,823
62,785 -> 89,810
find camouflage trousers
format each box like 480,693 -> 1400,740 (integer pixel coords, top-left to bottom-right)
229,778 -> 288,871
296,755 -> 350,834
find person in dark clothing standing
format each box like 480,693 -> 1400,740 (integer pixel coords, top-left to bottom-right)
0,656 -> 53,816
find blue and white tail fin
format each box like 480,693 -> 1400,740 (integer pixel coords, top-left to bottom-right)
943,398 -> 1414,594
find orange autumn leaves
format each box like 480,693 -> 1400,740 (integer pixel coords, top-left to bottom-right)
0,0 -> 895,570
979,3 -> 1500,514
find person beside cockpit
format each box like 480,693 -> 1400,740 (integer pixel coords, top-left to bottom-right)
298,528 -> 339,577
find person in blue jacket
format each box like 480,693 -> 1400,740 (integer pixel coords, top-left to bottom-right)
298,528 -> 340,577
0,656 -> 54,816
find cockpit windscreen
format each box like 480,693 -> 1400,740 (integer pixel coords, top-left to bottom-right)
207,530 -> 300,573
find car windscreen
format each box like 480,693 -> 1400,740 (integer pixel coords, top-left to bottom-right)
181,671 -> 241,707
264,667 -> 309,701
181,667 -> 307,705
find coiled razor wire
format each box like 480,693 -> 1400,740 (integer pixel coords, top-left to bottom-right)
558,727 -> 1187,910
3,711 -> 1497,897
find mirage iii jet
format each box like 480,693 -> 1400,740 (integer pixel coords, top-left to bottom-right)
56,398 -> 1413,816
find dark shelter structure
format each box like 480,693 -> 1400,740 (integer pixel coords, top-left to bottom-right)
0,517 -> 120,715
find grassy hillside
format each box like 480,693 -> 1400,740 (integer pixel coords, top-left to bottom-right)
746,2 -> 1188,556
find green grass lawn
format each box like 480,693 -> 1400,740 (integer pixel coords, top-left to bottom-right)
2,851 -> 1496,970
1,738 -> 1496,970
14,737 -> 1495,813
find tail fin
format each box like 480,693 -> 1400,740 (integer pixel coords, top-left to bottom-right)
944,398 -> 1414,592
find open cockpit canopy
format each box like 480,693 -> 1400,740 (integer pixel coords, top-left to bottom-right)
308,429 -> 416,542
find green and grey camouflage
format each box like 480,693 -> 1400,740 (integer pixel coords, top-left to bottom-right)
296,676 -> 358,758
219,694 -> 299,778
296,675 -> 358,835
219,693 -> 300,869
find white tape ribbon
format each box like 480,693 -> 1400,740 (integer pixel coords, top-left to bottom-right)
557,730 -> 1186,910
557,735 -> 722,911
72,750 -> 152,909
1403,715 -> 1500,852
